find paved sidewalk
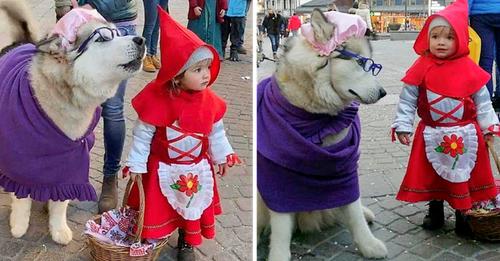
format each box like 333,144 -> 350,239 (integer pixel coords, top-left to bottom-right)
257,37 -> 500,260
0,0 -> 253,260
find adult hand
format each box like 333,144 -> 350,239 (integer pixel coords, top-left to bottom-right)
485,133 -> 494,144
194,6 -> 202,16
219,9 -> 225,17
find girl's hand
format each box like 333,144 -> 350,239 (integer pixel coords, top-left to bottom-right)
219,9 -> 226,17
485,133 -> 494,144
397,132 -> 412,146
194,7 -> 202,16
129,172 -> 140,181
217,163 -> 228,176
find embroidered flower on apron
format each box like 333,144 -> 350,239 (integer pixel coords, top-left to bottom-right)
170,172 -> 202,208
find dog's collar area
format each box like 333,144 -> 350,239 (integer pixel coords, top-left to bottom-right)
335,48 -> 382,76
74,27 -> 121,60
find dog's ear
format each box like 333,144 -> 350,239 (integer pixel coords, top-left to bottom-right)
36,36 -> 70,62
310,9 -> 335,44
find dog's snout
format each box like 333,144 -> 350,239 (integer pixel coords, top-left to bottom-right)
379,88 -> 387,99
133,37 -> 145,47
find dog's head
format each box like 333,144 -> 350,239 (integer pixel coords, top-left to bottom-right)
34,18 -> 145,101
276,9 -> 386,114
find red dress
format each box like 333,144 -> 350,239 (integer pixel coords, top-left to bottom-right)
127,125 -> 222,246
396,86 -> 498,210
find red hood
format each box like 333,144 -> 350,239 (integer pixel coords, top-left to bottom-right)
155,6 -> 220,87
402,0 -> 490,98
130,7 -> 226,134
413,0 -> 469,59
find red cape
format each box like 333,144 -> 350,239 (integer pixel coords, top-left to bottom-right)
401,0 -> 489,98
132,6 -> 225,134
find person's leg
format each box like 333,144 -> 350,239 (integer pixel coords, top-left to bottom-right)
229,17 -> 244,61
494,23 -> 500,97
233,17 -> 246,54
148,0 -> 169,69
141,0 -> 160,72
98,24 -> 135,213
221,16 -> 231,59
268,34 -> 276,55
471,15 -> 495,96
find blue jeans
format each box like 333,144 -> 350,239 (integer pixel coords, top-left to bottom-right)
142,0 -> 169,56
470,14 -> 500,97
268,34 -> 279,53
101,24 -> 136,177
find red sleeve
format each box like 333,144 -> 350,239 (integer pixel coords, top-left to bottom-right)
219,0 -> 228,10
188,0 -> 198,8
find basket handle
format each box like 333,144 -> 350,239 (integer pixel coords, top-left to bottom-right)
486,139 -> 500,174
122,175 -> 145,241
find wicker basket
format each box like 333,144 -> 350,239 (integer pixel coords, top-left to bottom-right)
86,176 -> 169,260
467,210 -> 500,241
466,140 -> 500,242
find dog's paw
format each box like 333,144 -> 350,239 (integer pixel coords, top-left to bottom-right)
358,237 -> 388,259
362,206 -> 375,224
50,225 -> 73,245
10,222 -> 28,238
268,250 -> 291,261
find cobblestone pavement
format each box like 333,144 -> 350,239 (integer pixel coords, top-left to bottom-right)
0,0 -> 253,260
257,37 -> 500,260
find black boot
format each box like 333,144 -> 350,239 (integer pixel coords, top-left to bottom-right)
422,200 -> 444,230
177,229 -> 195,261
455,210 -> 473,238
98,175 -> 118,214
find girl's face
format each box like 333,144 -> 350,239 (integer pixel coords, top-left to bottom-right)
179,59 -> 212,92
429,26 -> 457,59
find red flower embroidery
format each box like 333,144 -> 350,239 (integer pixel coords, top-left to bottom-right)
440,134 -> 464,158
175,173 -> 199,197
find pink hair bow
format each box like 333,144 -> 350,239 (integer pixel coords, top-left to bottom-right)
300,11 -> 367,56
50,8 -> 107,50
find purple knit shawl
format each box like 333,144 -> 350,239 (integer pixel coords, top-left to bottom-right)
257,77 -> 361,212
0,44 -> 100,202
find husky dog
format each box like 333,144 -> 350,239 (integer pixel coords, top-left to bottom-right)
0,0 -> 145,245
257,9 -> 388,260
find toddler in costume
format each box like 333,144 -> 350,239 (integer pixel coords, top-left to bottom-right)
124,7 -> 240,260
392,0 -> 499,236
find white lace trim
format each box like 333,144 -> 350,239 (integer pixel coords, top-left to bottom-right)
157,159 -> 214,220
423,124 -> 478,183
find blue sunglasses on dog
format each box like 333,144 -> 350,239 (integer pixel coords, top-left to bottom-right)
75,27 -> 122,60
335,48 -> 383,76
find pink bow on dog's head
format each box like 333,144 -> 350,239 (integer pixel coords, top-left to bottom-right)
301,11 -> 367,56
50,8 -> 107,50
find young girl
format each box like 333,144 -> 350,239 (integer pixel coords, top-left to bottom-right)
392,0 -> 498,236
124,8 -> 239,260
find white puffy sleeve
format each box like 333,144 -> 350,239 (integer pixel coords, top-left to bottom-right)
391,85 -> 419,133
125,120 -> 156,173
208,119 -> 234,164
473,86 -> 499,133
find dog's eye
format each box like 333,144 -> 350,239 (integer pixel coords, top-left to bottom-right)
95,37 -> 106,42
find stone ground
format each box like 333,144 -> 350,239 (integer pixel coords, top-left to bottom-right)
0,0 -> 253,260
257,37 -> 500,260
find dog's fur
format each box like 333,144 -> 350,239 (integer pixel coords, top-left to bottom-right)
0,0 -> 145,245
257,9 -> 388,260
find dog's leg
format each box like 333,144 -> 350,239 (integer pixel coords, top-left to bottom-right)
257,192 -> 270,244
362,205 -> 375,224
48,200 -> 72,245
336,198 -> 387,259
10,193 -> 32,238
268,210 -> 295,261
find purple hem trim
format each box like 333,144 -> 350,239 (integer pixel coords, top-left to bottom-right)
0,174 -> 97,202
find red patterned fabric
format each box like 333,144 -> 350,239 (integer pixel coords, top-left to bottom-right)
396,86 -> 497,210
127,128 -> 222,245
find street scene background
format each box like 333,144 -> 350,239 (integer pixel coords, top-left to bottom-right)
0,0 -> 253,260
257,35 -> 500,260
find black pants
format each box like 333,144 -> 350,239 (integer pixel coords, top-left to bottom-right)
222,16 -> 245,52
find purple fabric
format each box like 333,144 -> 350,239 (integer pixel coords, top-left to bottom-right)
257,77 -> 361,212
0,44 -> 100,202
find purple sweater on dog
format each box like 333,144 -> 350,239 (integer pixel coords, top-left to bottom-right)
0,44 -> 100,202
257,77 -> 361,212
